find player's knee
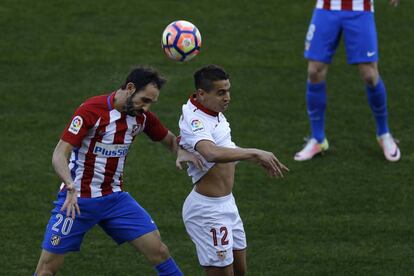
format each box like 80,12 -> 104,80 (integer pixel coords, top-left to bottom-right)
148,242 -> 171,265
362,71 -> 379,87
36,262 -> 58,276
36,253 -> 63,276
307,64 -> 327,83
359,64 -> 379,87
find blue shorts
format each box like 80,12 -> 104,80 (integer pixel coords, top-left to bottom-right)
41,191 -> 158,254
304,9 -> 378,64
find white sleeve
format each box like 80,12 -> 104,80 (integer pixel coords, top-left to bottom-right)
179,115 -> 215,150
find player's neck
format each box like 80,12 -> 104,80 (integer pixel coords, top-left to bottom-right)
113,89 -> 126,112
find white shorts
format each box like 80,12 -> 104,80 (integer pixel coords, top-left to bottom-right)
182,189 -> 247,267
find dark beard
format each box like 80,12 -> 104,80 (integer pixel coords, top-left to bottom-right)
124,96 -> 144,116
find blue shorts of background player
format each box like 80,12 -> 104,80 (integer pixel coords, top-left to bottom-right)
41,191 -> 157,253
305,9 -> 378,64
294,7 -> 401,162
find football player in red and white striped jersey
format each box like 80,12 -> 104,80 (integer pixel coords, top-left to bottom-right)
295,0 -> 401,162
35,66 -> 203,276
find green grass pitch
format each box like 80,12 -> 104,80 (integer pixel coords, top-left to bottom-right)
1,0 -> 413,274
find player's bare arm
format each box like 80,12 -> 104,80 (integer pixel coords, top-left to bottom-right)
160,130 -> 203,170
389,0 -> 399,7
195,140 -> 289,177
52,140 -> 80,219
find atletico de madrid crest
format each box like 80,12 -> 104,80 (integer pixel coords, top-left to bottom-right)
50,234 -> 61,246
131,124 -> 142,136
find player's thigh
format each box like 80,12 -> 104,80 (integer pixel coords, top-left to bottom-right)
35,249 -> 65,275
204,264 -> 234,276
233,249 -> 247,276
343,11 -> 378,64
305,9 -> 342,64
99,192 -> 158,245
41,193 -> 98,254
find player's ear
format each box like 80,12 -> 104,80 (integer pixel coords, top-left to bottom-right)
126,82 -> 136,95
197,88 -> 205,100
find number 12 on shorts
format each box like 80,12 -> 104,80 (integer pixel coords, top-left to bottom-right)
210,226 -> 229,246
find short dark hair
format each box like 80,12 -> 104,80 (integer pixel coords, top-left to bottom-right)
194,64 -> 229,92
121,66 -> 166,91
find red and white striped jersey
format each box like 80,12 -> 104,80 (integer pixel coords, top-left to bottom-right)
60,92 -> 168,198
316,0 -> 374,12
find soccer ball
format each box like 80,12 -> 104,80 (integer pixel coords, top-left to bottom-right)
161,20 -> 202,62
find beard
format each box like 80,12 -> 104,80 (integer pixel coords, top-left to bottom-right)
124,95 -> 144,116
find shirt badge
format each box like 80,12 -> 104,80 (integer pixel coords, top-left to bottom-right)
191,119 -> 204,133
68,116 -> 83,135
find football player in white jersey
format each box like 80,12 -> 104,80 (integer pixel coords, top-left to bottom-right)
179,65 -> 289,275
295,0 -> 401,161
35,66 -> 203,276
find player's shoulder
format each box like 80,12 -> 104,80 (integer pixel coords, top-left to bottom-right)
82,94 -> 108,108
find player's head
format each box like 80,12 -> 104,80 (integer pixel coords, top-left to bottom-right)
121,66 -> 166,116
194,65 -> 231,113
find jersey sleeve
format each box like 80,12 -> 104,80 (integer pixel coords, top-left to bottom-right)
179,114 -> 215,150
143,111 -> 169,141
61,104 -> 98,148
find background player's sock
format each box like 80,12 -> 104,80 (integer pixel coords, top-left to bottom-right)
306,81 -> 327,143
155,257 -> 183,276
366,77 -> 389,136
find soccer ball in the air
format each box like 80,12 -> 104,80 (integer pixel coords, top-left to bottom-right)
161,20 -> 202,62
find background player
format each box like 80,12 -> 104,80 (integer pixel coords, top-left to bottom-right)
35,66 -> 203,276
294,0 -> 401,162
179,65 -> 289,275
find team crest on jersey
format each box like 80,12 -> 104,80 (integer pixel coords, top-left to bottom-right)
131,124 -> 142,136
216,250 -> 227,261
191,119 -> 204,133
50,234 -> 61,246
68,116 -> 83,135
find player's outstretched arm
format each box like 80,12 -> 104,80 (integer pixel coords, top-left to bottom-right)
195,140 -> 289,177
160,131 -> 204,170
389,0 -> 399,7
52,140 -> 80,219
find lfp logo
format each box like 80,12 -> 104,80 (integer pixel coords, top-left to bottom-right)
68,116 -> 83,135
191,119 -> 204,133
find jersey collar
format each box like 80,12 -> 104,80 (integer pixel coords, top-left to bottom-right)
190,94 -> 219,117
107,91 -> 116,111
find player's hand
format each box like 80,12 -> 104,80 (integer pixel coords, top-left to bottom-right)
176,148 -> 204,170
254,150 -> 289,177
60,183 -> 81,219
389,0 -> 399,7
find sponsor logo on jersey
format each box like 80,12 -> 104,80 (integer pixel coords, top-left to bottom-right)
50,234 -> 61,246
68,116 -> 83,135
216,250 -> 227,261
191,119 -> 204,133
367,51 -> 376,57
131,124 -> 142,136
93,142 -> 130,158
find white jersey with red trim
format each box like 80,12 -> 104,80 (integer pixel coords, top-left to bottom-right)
179,96 -> 236,183
60,92 -> 168,198
316,0 -> 374,12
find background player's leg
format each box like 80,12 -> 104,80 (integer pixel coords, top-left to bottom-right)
35,249 -> 65,276
204,264 -> 234,276
358,62 -> 400,161
294,61 -> 330,161
233,249 -> 247,276
129,230 -> 182,275
358,62 -> 389,135
307,61 -> 329,142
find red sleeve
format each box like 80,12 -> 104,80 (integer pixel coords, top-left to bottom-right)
61,104 -> 98,148
143,111 -> 169,141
